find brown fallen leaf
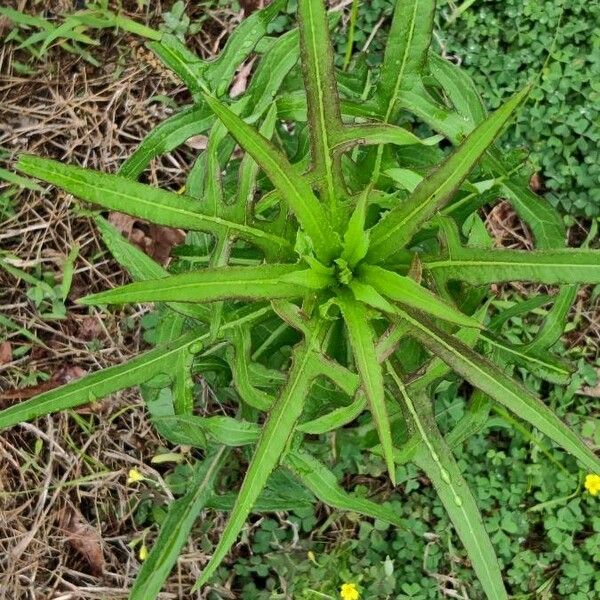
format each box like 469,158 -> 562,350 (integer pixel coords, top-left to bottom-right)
230,57 -> 257,98
240,0 -> 267,14
0,342 -> 12,365
108,212 -> 185,266
61,505 -> 104,577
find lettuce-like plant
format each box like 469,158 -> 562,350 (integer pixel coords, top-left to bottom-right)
3,1 -> 599,598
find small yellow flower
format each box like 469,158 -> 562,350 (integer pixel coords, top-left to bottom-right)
340,582 -> 359,600
139,543 -> 149,561
127,468 -> 145,485
584,474 -> 600,496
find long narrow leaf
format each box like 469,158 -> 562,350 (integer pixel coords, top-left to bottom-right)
359,264 -> 482,329
130,448 -> 228,600
400,309 -> 600,473
367,87 -> 530,262
78,264 -> 320,306
285,449 -> 402,526
297,0 -> 344,207
337,294 -> 396,484
193,323 -> 328,589
201,94 -> 340,262
16,155 -> 292,257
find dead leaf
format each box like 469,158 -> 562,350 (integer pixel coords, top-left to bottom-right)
239,0 -> 267,14
78,315 -> 103,341
230,57 -> 257,98
61,505 -> 104,576
107,212 -> 185,266
185,135 -> 209,150
529,171 -> 545,193
0,342 -> 12,365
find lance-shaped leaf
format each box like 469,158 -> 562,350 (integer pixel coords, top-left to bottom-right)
119,105 -> 214,179
422,248 -> 600,285
285,449 -> 402,526
16,155 -> 292,257
130,448 -> 228,600
78,264 -> 322,306
376,0 -> 435,121
201,93 -> 340,262
399,309 -> 600,473
387,367 -> 507,599
0,330 -> 202,430
337,293 -> 396,484
332,123 -> 436,153
242,28 -> 301,122
297,0 -> 344,207
204,0 -> 286,96
367,87 -> 530,262
147,34 -> 207,98
94,216 -> 210,322
153,415 -> 260,447
193,323 -> 327,589
359,264 -> 482,329
482,333 -> 573,385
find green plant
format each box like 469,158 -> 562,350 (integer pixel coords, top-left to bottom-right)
1,1 -> 599,598
0,2 -> 160,69
437,0 -> 600,217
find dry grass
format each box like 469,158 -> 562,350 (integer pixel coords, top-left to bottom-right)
0,2 -> 244,598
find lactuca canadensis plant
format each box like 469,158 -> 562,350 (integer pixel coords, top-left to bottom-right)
3,1 -> 600,598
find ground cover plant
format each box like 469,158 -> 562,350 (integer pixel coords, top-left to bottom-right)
1,0 -> 599,598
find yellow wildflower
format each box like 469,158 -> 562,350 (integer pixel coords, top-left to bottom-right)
127,468 -> 145,485
340,582 -> 359,600
584,474 -> 600,496
139,543 -> 149,561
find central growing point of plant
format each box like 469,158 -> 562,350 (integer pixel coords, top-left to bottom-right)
2,1 -> 599,598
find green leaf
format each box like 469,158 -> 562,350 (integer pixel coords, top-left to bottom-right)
119,105 -> 214,179
482,333 -> 573,385
94,216 -> 210,322
285,449 -> 403,526
400,309 -> 600,473
376,0 -> 435,121
297,0 -> 344,208
130,449 -> 228,600
429,53 -> 486,126
333,123 -> 432,153
17,155 -> 292,257
367,87 -> 531,262
147,34 -> 207,98
78,264 -> 320,306
298,392 -> 367,434
359,264 -> 482,329
153,415 -> 260,447
202,94 -> 340,262
242,28 -> 301,122
423,248 -> 600,284
0,331 -> 202,430
387,370 -> 507,599
337,293 -> 396,484
203,0 -> 286,96
193,322 -> 328,589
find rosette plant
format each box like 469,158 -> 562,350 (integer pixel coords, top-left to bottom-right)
3,1 -> 599,598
